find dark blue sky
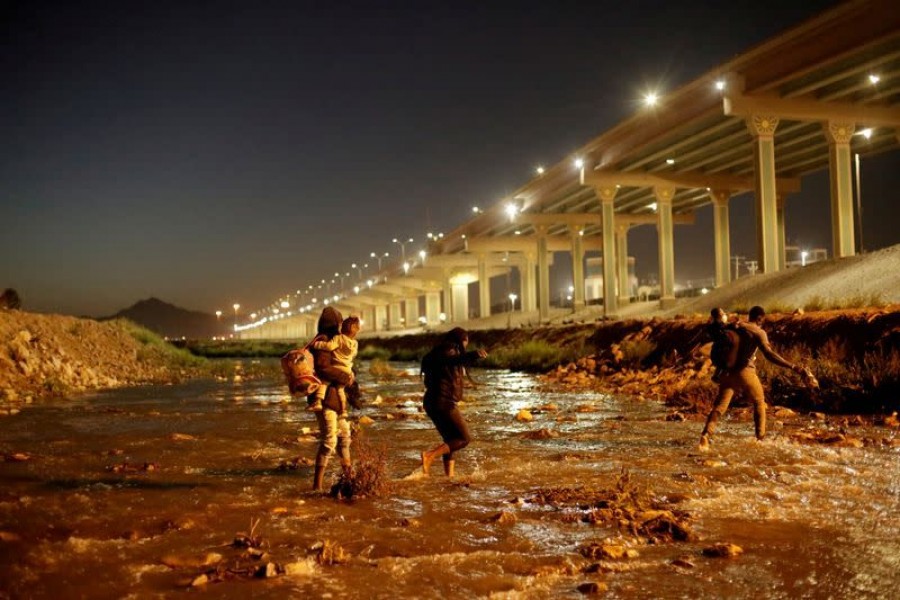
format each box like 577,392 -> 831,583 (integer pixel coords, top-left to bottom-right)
4,0 -> 894,317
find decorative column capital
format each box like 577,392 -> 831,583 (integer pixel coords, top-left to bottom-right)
708,189 -> 731,206
653,186 -> 675,204
823,121 -> 855,145
746,115 -> 779,137
596,186 -> 617,203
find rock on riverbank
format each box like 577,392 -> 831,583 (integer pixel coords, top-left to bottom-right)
0,310 -> 201,408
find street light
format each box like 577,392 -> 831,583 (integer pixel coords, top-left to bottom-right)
801,250 -> 809,267
370,251 -> 389,270
403,261 -> 410,275
215,310 -> 222,320
351,263 -> 364,280
418,249 -> 427,265
232,303 -> 240,329
507,292 -> 518,328
392,237 -> 414,262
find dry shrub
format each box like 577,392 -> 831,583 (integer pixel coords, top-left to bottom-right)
619,339 -> 655,368
331,431 -> 391,499
314,540 -> 349,565
369,358 -> 402,379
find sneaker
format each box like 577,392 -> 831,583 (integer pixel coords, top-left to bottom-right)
698,434 -> 710,451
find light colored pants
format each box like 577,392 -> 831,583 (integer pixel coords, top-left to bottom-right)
701,367 -> 767,440
315,408 -> 351,465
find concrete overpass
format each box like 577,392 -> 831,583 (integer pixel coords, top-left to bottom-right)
239,0 -> 900,339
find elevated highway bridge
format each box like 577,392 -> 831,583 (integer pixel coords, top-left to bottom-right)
239,0 -> 900,340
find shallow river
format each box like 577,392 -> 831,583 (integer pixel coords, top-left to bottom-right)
1,360 -> 898,599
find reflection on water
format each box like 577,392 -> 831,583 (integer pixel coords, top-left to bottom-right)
1,360 -> 898,598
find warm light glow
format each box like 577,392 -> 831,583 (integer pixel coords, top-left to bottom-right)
403,261 -> 410,274
354,286 -> 360,294
536,166 -> 545,175
574,158 -> 584,169
215,310 -> 222,318
439,312 -> 447,322
643,92 -> 659,107
715,80 -> 725,91
869,74 -> 880,84
250,312 -> 257,319
505,202 -> 518,220
700,288 -> 709,295
801,250 -> 809,267
418,249 -> 426,260
472,206 -> 481,213
648,202 -> 658,212
859,128 -> 873,139
666,158 -> 675,165
280,300 -> 289,308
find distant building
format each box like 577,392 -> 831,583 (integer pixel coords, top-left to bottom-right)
584,256 -> 637,301
785,245 -> 827,268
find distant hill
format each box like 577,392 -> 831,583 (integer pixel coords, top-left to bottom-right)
104,297 -> 228,339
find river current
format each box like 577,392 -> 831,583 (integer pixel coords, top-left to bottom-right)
1,360 -> 898,599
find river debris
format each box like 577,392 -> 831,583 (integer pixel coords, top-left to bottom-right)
105,461 -> 158,473
330,433 -> 391,499
529,470 -> 696,544
702,543 -> 744,558
277,455 -> 314,471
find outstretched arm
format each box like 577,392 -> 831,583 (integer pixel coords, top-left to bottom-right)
756,329 -> 799,371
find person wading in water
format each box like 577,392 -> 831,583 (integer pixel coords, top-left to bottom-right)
419,327 -> 487,477
699,305 -> 806,450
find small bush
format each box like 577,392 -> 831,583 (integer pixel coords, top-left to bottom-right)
480,340 -> 571,372
803,296 -> 827,312
331,432 -> 391,499
619,339 -> 656,368
369,358 -> 402,379
357,345 -> 391,361
0,288 -> 21,310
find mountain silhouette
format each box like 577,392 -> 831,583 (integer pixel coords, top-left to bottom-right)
105,297 -> 229,339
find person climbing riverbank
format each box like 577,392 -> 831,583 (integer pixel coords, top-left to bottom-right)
419,327 -> 487,477
699,305 -> 808,450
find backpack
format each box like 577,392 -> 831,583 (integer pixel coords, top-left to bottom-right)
710,323 -> 742,370
281,344 -> 321,397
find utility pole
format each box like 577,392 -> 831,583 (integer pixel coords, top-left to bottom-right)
731,256 -> 745,280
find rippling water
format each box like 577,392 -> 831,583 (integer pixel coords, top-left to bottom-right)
1,360 -> 898,599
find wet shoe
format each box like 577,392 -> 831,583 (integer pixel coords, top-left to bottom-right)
698,434 -> 710,451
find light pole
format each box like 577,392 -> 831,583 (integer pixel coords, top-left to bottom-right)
801,250 -> 809,267
352,263 -> 364,281
855,152 -> 865,253
393,237 -> 413,262
370,251 -> 389,270
232,303 -> 240,329
507,293 -> 517,328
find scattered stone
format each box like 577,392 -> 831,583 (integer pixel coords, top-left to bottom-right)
702,543 -> 743,558
399,517 -> 421,528
490,511 -> 518,525
170,433 -> 197,441
283,560 -> 316,577
665,411 -> 686,421
255,562 -> 278,578
357,415 -> 375,426
190,574 -> 209,587
671,557 -> 695,569
577,582 -> 608,595
3,452 -> 32,462
516,409 -> 534,422
773,407 -> 798,419
522,428 -> 557,440
161,552 -> 223,569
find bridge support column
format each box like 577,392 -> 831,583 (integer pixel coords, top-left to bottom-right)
478,254 -> 491,318
776,194 -> 787,270
655,186 -> 677,308
389,302 -> 403,330
824,121 -> 856,258
597,187 -> 618,316
521,253 -> 537,313
747,115 -> 781,273
441,272 -> 453,324
536,227 -> 550,322
451,282 -> 469,323
710,189 -> 732,288
570,226 -> 586,310
616,224 -> 630,306
374,305 -> 388,332
425,291 -> 441,325
405,296 -> 420,328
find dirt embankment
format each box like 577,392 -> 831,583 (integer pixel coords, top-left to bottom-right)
0,310 -> 203,410
367,307 -> 900,415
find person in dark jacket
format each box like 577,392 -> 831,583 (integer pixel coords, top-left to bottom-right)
420,327 -> 487,477
699,305 -> 805,450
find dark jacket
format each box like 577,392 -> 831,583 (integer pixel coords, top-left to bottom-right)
421,341 -> 482,410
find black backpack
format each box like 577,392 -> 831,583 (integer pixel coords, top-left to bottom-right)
710,323 -> 742,370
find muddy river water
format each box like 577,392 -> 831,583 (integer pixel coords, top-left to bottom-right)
1,360 -> 898,599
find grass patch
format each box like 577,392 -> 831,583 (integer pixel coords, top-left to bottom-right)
480,340 -> 576,373
115,319 -> 206,369
357,345 -> 391,361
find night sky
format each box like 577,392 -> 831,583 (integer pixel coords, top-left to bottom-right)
3,0 -> 896,318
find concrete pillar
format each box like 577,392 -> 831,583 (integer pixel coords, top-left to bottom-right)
441,271 -> 453,323
615,224 -> 630,305
522,253 -> 537,312
425,291 -> 441,325
710,189 -> 732,288
374,304 -> 388,332
569,226 -> 586,310
477,253 -> 490,318
747,115 -> 781,273
598,187 -> 618,316
451,282 -> 468,323
389,302 -> 403,330
776,194 -> 787,271
824,121 -> 856,258
655,186 -> 677,307
536,227 -> 550,322
405,296 -> 420,328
